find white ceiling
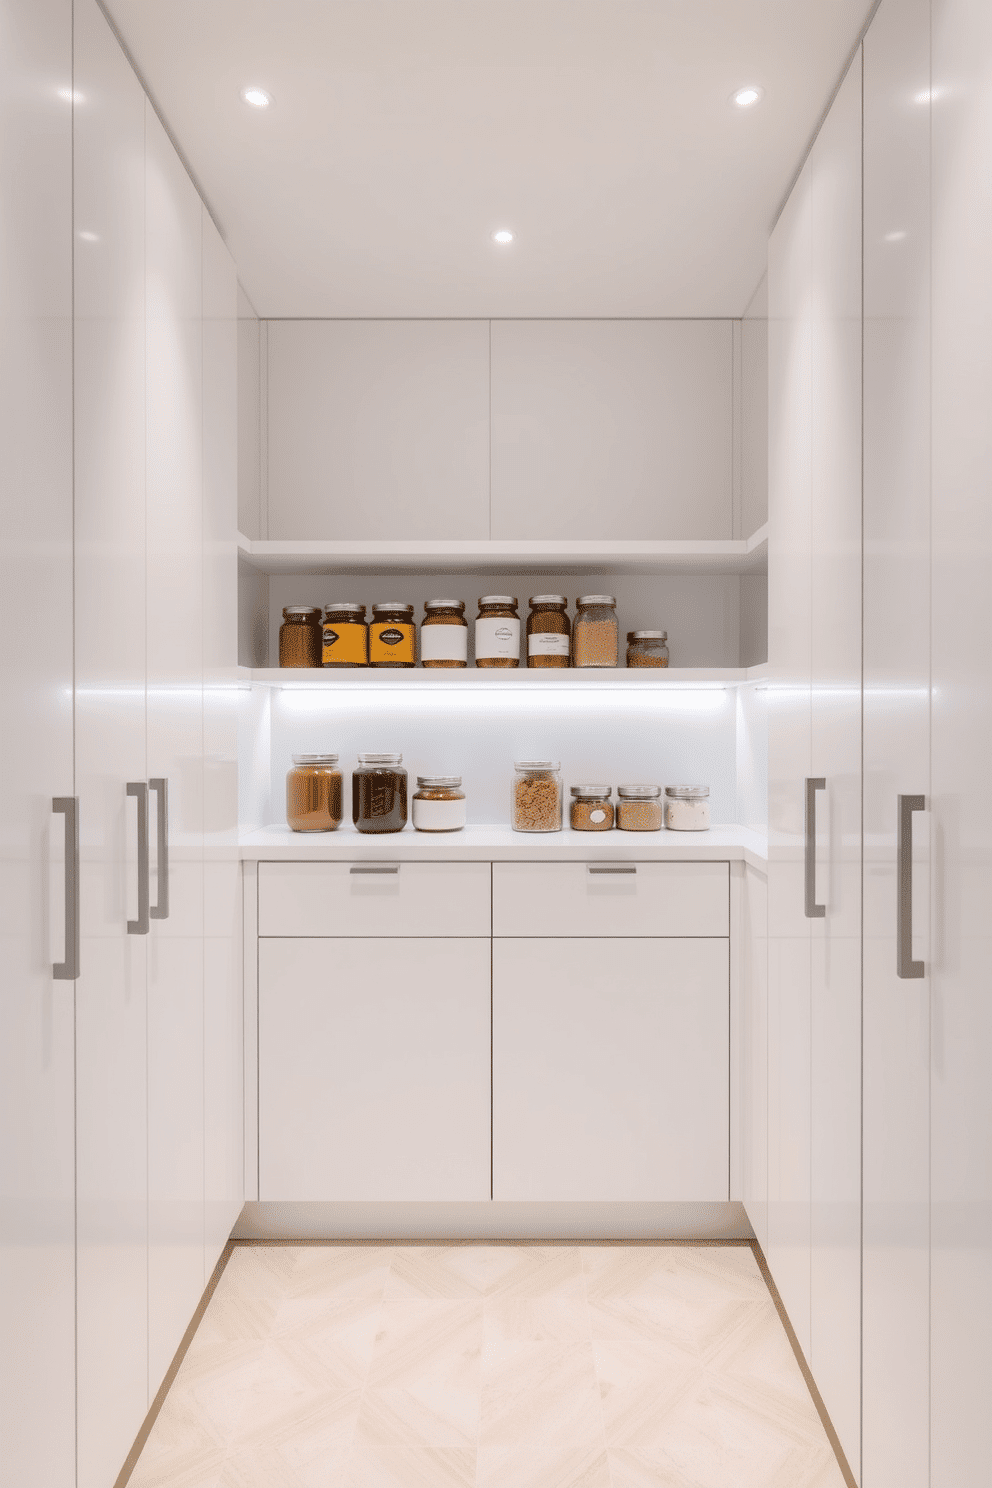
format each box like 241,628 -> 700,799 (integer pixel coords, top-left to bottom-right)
103,0 -> 872,319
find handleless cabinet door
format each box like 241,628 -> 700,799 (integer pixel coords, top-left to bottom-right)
492,938 -> 729,1202
73,2 -> 150,1482
0,2 -> 75,1483
259,938 -> 491,1201
863,7 -> 932,1486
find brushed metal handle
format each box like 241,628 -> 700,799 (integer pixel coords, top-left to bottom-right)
350,863 -> 400,875
52,797 -> 79,980
126,781 -> 149,935
587,864 -> 637,875
805,777 -> 826,918
149,777 -> 169,920
897,794 -> 926,979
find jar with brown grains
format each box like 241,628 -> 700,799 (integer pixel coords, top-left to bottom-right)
286,754 -> 342,832
569,785 -> 614,831
369,604 -> 416,667
512,761 -> 563,832
616,783 -> 664,831
279,606 -> 323,668
626,630 -> 669,668
420,599 -> 468,667
475,596 -> 520,667
412,776 -> 466,832
527,596 -> 570,668
572,596 -> 618,668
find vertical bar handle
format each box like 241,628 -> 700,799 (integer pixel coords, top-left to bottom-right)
149,777 -> 169,920
126,781 -> 149,935
52,797 -> 79,980
897,794 -> 926,979
805,777 -> 826,918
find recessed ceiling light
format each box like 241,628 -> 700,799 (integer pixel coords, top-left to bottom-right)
241,86 -> 271,108
492,229 -> 514,245
732,86 -> 764,108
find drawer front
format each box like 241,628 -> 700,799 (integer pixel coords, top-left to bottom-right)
258,860 -> 491,937
492,860 -> 728,938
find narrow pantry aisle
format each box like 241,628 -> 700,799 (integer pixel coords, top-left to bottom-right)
124,1243 -> 849,1488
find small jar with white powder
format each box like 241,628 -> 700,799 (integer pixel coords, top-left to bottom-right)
664,785 -> 710,831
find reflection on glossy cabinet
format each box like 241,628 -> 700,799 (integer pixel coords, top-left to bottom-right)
492,937 -> 729,1202
259,937 -> 492,1201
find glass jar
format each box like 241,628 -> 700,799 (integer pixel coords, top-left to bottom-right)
627,630 -> 670,668
616,784 -> 663,832
369,603 -> 416,668
572,595 -> 618,668
512,761 -> 563,832
279,606 -> 323,668
664,784 -> 711,831
526,596 -> 570,668
322,603 -> 368,667
412,776 -> 466,832
569,785 -> 614,832
286,754 -> 342,832
475,596 -> 520,668
352,753 -> 408,833
420,599 -> 468,668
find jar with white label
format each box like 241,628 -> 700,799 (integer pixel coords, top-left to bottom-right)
664,784 -> 711,830
420,599 -> 468,668
527,596 -> 570,668
475,596 -> 520,667
412,776 -> 466,832
569,785 -> 614,832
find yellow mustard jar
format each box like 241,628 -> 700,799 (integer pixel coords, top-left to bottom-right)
322,603 -> 368,667
369,603 -> 416,667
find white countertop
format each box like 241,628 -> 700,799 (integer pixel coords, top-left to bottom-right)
238,822 -> 768,870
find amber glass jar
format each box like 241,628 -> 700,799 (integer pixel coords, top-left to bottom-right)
420,599 -> 468,668
286,754 -> 342,832
353,753 -> 408,833
322,604 -> 368,667
475,596 -> 520,668
369,604 -> 416,668
279,606 -> 323,668
526,596 -> 570,669
572,596 -> 618,668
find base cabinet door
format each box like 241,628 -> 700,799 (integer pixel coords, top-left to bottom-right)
492,938 -> 729,1202
259,937 -> 491,1201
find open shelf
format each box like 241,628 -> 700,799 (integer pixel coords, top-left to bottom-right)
242,664 -> 769,687
237,527 -> 768,578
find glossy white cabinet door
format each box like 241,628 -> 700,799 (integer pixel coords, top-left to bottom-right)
808,53 -> 863,1478
144,103 -> 207,1397
739,867 -> 769,1256
72,1 -> 150,1480
0,2 -> 75,1482
493,938 -> 729,1202
202,212 -> 243,1274
931,0 -> 992,1481
766,152 -> 813,1359
863,4 -> 932,1484
259,938 -> 491,1201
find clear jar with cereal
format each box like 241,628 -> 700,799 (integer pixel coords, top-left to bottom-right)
572,596 -> 618,668
626,630 -> 669,668
512,761 -> 563,832
569,785 -> 614,831
616,783 -> 663,831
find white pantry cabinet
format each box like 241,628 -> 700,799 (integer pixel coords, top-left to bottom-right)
492,937 -> 730,1202
258,859 -> 492,938
0,2 -> 75,1483
259,937 -> 491,1201
491,860 -> 728,938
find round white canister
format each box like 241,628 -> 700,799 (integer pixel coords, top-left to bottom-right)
664,785 -> 711,831
411,777 -> 467,832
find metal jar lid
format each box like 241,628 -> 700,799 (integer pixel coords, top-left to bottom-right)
617,783 -> 662,799
570,784 -> 613,799
292,753 -> 339,766
416,775 -> 462,789
528,595 -> 567,606
283,605 -> 323,618
424,598 -> 466,612
324,603 -> 366,617
665,784 -> 710,799
371,603 -> 413,616
479,595 -> 517,608
357,752 -> 403,765
576,595 -> 616,607
514,760 -> 560,772
628,629 -> 668,641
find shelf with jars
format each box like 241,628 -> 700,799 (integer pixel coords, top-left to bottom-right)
239,664 -> 769,688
